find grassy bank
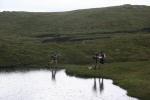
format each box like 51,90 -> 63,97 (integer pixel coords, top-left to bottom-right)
0,5 -> 150,66
1,33 -> 150,66
65,61 -> 150,100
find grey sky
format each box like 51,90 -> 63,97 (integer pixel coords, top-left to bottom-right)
0,0 -> 150,12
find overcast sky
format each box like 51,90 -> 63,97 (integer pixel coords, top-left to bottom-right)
0,0 -> 150,12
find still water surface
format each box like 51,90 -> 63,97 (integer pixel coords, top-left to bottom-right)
0,69 -> 138,100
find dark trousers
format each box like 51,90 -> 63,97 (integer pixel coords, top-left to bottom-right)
100,58 -> 104,64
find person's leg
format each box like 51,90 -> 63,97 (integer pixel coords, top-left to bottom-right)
95,59 -> 98,69
102,59 -> 104,64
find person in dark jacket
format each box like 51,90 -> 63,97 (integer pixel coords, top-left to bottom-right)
50,54 -> 58,64
99,51 -> 106,64
93,53 -> 99,69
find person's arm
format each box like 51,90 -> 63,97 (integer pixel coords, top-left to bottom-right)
104,53 -> 106,58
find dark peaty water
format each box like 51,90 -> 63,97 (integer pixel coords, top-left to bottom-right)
0,70 -> 138,100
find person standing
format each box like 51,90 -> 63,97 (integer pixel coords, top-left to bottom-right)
93,53 -> 99,69
99,51 -> 106,64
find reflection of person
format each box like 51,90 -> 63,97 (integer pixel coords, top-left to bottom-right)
93,78 -> 97,92
99,78 -> 104,93
92,78 -> 104,94
51,68 -> 57,81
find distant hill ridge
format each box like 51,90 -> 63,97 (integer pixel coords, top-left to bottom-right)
0,4 -> 150,36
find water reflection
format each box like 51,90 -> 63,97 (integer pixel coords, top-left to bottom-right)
0,70 -> 138,100
51,68 -> 57,81
93,78 -> 97,92
99,78 -> 104,93
93,78 -> 104,94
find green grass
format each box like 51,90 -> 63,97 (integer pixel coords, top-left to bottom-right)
1,33 -> 150,66
1,5 -> 150,36
0,5 -> 150,66
65,61 -> 150,100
